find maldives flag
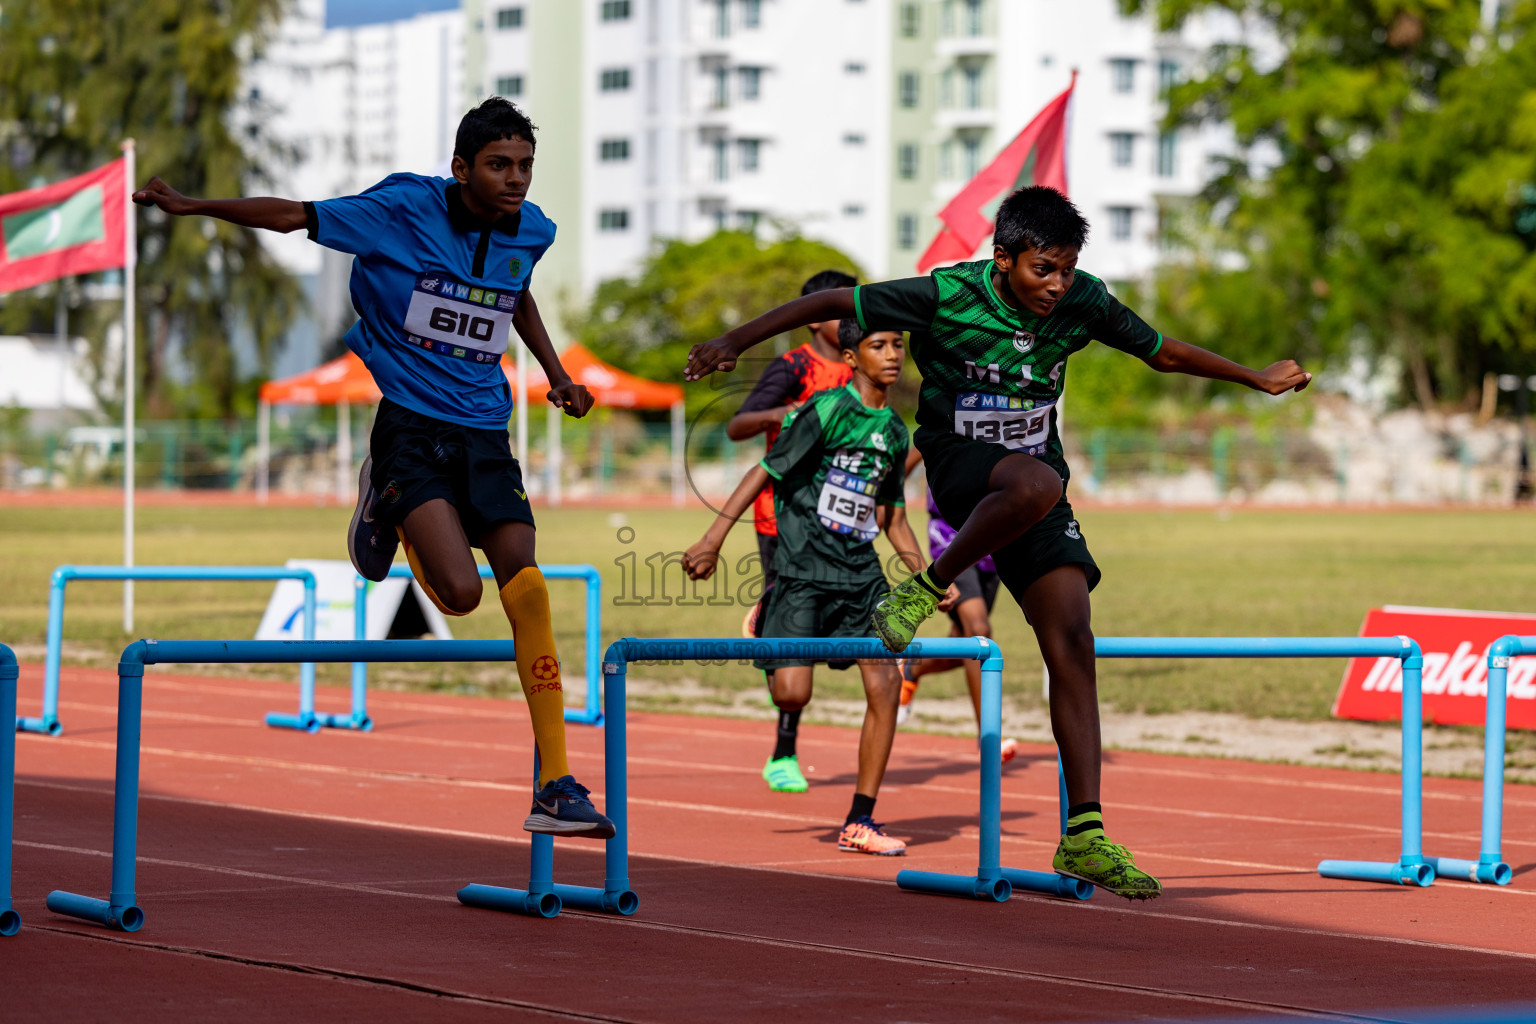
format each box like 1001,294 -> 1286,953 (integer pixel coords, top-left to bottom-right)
917,75 -> 1076,273
0,159 -> 127,294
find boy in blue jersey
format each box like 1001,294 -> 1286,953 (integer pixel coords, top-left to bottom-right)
134,98 -> 613,838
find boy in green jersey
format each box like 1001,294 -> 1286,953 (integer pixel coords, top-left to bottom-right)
684,321 -> 955,856
684,186 -> 1312,898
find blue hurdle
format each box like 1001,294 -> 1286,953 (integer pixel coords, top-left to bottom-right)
602,636 -> 1086,904
43,638 -> 636,932
1418,634 -> 1528,886
1085,636 -> 1433,887
347,563 -> 605,727
21,565 -> 319,736
0,643 -> 18,936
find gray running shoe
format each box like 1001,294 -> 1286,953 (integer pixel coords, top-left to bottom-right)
348,455 -> 397,582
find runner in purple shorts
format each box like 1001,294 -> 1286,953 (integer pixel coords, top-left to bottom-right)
899,451 -> 1018,763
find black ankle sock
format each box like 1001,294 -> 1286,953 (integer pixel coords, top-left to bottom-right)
846,792 -> 877,825
919,565 -> 950,593
1065,801 -> 1104,837
772,709 -> 800,761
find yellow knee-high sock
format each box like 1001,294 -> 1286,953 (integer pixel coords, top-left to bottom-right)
501,567 -> 570,785
397,527 -> 468,617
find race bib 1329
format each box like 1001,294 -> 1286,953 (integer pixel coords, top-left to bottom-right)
954,393 -> 1054,455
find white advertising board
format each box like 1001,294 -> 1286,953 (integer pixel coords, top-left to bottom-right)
254,559 -> 453,642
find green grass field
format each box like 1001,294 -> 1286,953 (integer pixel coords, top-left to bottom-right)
5,501 -> 1536,723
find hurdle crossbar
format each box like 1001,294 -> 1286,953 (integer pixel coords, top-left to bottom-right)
43,638 -> 636,933
348,563 -> 604,728
0,643 -> 17,935
22,566 -> 319,736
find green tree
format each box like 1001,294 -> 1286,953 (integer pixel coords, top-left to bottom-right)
1123,0 -> 1536,406
571,231 -> 863,416
0,0 -> 303,419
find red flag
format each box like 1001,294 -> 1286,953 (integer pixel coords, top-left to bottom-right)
0,159 -> 127,294
917,74 -> 1076,273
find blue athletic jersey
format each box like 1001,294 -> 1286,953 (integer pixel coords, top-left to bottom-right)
307,173 -> 555,429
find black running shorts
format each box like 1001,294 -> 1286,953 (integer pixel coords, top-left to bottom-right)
755,531 -> 780,589
368,397 -> 535,544
915,426 -> 1100,601
947,565 -> 1002,625
753,574 -> 889,670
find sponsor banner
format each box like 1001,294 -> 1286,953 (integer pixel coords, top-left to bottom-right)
255,559 -> 452,642
1333,605 -> 1536,730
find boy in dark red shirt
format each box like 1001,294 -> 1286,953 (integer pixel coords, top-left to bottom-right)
727,270 -> 855,792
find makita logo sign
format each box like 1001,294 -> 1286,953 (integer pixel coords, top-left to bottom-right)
1333,606 -> 1536,729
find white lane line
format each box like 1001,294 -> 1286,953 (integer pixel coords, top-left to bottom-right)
55,674 -> 1536,810
27,734 -> 1533,853
19,775 -> 1536,946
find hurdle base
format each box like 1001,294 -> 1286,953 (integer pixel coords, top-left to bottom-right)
264,712 -> 321,734
457,883 -> 562,918
15,715 -> 62,736
1317,858 -> 1435,886
46,891 -> 144,931
317,711 -> 373,732
896,870 -> 1012,902
562,708 -> 604,726
264,711 -> 373,733
0,907 -> 19,936
1000,867 -> 1095,901
552,883 -> 638,915
1425,854 -> 1512,886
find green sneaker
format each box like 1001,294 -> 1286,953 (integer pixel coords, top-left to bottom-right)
763,754 -> 808,792
1053,833 -> 1162,900
871,574 -> 940,653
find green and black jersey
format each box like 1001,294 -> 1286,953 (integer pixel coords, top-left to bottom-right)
854,260 -> 1162,482
760,383 -> 909,584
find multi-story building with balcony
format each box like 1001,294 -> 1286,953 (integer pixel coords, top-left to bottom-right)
463,0 -> 1235,337
254,0 -> 1238,358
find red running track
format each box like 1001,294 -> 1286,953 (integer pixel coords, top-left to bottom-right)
4,665 -> 1535,1022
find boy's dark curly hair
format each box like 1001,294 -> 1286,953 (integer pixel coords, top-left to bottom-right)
455,97 -> 538,164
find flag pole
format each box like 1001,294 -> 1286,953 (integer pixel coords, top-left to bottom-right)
121,139 -> 137,633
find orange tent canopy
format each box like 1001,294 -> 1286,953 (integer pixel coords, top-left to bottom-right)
258,352 -> 381,405
505,343 -> 683,409
259,345 -> 682,410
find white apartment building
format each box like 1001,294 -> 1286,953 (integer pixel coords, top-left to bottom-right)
251,0 -> 1237,363
467,0 -> 1236,331
245,0 -> 468,373
465,0 -> 897,337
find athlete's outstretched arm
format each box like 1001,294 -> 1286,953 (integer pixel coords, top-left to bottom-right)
1145,338 -> 1312,395
132,177 -> 306,233
513,290 -> 594,417
726,404 -> 794,441
683,464 -> 771,580
684,288 -> 856,381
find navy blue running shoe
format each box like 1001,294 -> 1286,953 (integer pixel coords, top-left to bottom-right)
348,455 -> 397,582
524,775 -> 615,839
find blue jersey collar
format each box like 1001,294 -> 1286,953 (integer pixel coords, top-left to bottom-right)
444,181 -> 522,237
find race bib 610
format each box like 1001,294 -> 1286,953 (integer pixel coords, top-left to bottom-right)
402,272 -> 518,363
954,392 -> 1054,455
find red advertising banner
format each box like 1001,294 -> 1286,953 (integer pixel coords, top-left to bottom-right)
1333,606 -> 1536,730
